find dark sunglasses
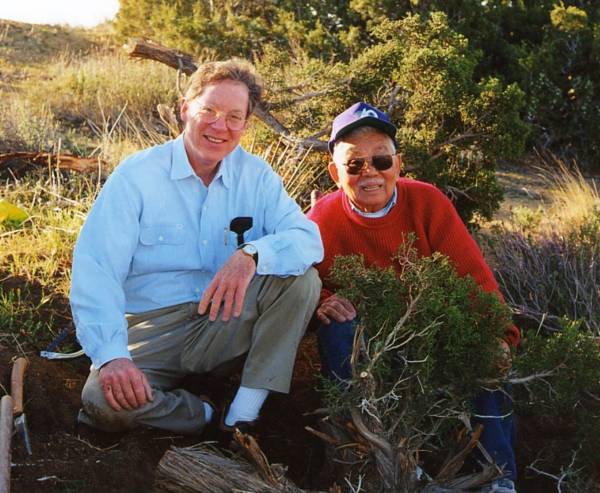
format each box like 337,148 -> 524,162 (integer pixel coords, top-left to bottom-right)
342,154 -> 397,175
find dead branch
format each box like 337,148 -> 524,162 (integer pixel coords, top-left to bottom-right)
125,38 -> 329,152
304,425 -> 341,446
157,104 -> 182,139
435,424 -> 483,482
477,366 -> 563,387
233,429 -> 281,488
437,465 -> 501,491
252,106 -> 328,152
0,151 -> 105,175
126,38 -> 197,75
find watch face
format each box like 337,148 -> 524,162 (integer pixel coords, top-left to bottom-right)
243,244 -> 258,255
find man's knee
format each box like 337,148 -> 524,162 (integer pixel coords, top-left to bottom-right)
288,266 -> 321,305
80,377 -> 136,432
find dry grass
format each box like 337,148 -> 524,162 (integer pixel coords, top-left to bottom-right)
251,135 -> 330,208
488,158 -> 600,334
0,95 -> 61,152
23,49 -> 178,128
544,159 -> 600,233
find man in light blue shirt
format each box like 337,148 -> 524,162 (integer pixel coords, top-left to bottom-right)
70,59 -> 323,435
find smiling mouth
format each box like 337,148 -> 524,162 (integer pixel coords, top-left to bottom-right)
204,135 -> 227,144
361,183 -> 383,191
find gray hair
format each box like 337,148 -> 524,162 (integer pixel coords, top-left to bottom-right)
333,125 -> 396,154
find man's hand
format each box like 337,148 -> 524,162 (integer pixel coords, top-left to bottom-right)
99,358 -> 153,412
198,249 -> 256,322
316,294 -> 357,324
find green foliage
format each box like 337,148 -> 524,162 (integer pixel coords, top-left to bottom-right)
514,320 -> 600,482
518,6 -> 600,161
258,12 -> 528,224
114,0 -> 599,169
515,320 -> 600,413
551,3 -> 589,32
323,242 -> 512,457
0,286 -> 50,343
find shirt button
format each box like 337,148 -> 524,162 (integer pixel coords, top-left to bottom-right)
202,240 -> 208,245
158,236 -> 164,241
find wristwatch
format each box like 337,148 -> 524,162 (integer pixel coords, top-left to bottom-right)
240,243 -> 258,265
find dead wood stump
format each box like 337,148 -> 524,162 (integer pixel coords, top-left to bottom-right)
154,431 -> 324,493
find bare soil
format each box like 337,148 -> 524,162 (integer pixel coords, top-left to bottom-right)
1,330 -> 327,492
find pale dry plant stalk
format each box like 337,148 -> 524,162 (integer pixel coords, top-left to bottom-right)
254,136 -> 329,207
490,158 -> 600,334
540,157 -> 599,235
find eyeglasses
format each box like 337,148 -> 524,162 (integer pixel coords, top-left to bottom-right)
342,154 -> 397,175
195,106 -> 247,131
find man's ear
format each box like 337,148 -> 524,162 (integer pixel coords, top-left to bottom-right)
328,161 -> 340,186
395,154 -> 403,174
179,99 -> 189,124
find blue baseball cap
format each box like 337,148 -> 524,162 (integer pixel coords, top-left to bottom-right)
328,102 -> 397,154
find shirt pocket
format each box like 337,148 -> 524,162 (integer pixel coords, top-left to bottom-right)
132,224 -> 188,275
139,225 -> 185,246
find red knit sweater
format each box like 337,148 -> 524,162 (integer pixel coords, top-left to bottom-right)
307,178 -> 520,346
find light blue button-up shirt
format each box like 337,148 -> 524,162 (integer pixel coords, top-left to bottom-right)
70,136 -> 323,369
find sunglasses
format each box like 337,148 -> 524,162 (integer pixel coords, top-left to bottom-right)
342,154 -> 397,175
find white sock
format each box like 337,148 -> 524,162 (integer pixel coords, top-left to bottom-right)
224,386 -> 269,426
203,401 -> 214,423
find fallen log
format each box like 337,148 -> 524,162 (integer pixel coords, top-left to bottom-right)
125,39 -> 329,153
126,38 -> 197,76
0,152 -> 105,176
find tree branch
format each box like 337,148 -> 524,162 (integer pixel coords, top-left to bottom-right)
125,38 -> 329,152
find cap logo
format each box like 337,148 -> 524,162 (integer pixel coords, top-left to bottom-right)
357,108 -> 379,119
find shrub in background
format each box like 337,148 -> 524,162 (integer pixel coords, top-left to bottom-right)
257,13 -> 528,224
519,3 -> 600,162
0,96 -> 60,152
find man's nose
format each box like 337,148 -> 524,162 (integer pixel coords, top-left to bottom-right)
361,160 -> 378,175
210,114 -> 228,130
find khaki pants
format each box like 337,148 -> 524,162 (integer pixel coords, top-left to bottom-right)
78,268 -> 320,435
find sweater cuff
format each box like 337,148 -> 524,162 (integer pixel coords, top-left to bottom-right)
504,324 -> 521,348
319,288 -> 334,306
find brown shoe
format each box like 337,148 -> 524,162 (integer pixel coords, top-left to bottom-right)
217,403 -> 259,447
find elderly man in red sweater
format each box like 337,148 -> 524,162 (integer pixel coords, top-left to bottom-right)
307,102 -> 519,493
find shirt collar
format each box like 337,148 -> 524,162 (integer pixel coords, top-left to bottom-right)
170,134 -> 233,188
170,135 -> 195,180
350,187 -> 397,218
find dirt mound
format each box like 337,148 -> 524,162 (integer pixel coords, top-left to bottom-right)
1,334 -> 327,492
